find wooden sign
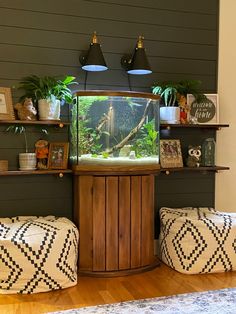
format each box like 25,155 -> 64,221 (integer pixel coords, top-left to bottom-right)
187,94 -> 219,124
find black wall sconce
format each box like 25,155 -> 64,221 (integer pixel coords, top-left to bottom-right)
121,35 -> 152,75
79,31 -> 108,72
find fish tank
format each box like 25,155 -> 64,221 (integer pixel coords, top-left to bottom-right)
70,91 -> 160,169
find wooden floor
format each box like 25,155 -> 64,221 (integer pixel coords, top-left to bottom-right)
1,263 -> 236,314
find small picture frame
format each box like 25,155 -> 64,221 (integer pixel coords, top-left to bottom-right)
0,87 -> 15,120
187,94 -> 219,124
48,142 -> 69,169
160,139 -> 183,168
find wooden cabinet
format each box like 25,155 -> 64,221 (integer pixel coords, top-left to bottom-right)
74,169 -> 159,276
73,124 -> 229,276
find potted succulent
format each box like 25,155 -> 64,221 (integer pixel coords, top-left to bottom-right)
18,75 -> 78,120
152,80 -> 205,124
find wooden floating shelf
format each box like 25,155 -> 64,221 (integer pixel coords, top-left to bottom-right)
0,120 -> 70,126
0,169 -> 72,176
161,166 -> 230,173
160,123 -> 229,129
73,164 -> 229,176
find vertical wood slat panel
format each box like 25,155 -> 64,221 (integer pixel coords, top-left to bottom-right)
141,175 -> 155,266
93,176 -> 106,271
78,176 -> 93,271
131,176 -> 142,268
106,176 -> 119,271
118,176 -> 131,270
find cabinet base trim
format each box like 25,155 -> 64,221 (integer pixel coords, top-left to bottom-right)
78,258 -> 160,277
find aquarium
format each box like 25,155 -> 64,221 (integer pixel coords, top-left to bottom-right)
70,91 -> 160,167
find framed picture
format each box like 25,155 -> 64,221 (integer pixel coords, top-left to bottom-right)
0,87 -> 15,120
187,94 -> 219,124
160,139 -> 183,168
48,142 -> 69,169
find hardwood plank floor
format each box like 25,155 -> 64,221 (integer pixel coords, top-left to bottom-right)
1,263 -> 236,314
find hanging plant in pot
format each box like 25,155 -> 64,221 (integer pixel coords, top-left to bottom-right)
6,125 -> 37,170
18,75 -> 78,121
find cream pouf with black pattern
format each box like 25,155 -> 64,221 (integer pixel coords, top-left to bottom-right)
159,207 -> 236,274
0,216 -> 79,294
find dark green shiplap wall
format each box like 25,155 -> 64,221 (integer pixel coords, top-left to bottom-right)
0,0 -> 219,221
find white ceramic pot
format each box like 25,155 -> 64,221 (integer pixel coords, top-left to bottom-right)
38,98 -> 61,120
19,153 -> 37,170
160,106 -> 180,124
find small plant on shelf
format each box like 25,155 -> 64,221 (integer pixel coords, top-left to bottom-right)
18,75 -> 78,121
152,80 -> 206,106
6,125 -> 48,170
6,125 -> 29,153
152,80 -> 209,124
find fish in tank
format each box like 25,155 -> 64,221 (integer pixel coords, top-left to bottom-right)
70,91 -> 160,167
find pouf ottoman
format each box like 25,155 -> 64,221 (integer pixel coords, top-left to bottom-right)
0,216 -> 79,294
159,207 -> 236,274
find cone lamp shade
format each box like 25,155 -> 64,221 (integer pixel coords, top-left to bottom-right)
122,36 -> 152,75
80,32 -> 108,72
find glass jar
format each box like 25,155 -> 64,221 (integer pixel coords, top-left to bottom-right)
202,138 -> 216,166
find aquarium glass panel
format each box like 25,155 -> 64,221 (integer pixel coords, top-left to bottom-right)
70,92 -> 160,166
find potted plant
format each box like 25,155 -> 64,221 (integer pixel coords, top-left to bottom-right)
152,80 -> 205,124
6,125 -> 37,170
18,75 -> 78,121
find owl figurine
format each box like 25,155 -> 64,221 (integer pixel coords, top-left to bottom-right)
186,145 -> 201,167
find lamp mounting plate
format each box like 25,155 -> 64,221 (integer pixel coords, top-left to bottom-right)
121,54 -> 132,71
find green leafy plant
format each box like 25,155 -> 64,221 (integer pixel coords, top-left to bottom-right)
6,125 -> 48,153
70,96 -> 109,158
152,80 -> 208,106
6,125 -> 29,153
18,75 -> 78,104
101,152 -> 109,158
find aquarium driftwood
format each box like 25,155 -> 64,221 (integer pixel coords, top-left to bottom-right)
107,99 -> 152,154
97,113 -> 110,132
87,113 -> 110,145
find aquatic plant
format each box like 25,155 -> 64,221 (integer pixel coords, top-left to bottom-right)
70,96 -> 109,157
132,120 -> 158,157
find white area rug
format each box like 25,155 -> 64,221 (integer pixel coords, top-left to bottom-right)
48,287 -> 236,314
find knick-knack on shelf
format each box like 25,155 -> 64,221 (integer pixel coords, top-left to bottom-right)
202,138 -> 216,166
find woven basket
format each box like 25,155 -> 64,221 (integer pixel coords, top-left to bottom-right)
0,160 -> 8,171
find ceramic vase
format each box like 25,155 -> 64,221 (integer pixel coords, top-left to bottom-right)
38,98 -> 60,120
160,107 -> 180,124
19,153 -> 37,170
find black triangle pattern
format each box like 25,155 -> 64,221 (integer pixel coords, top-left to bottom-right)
0,217 -> 79,294
159,207 -> 236,274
